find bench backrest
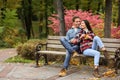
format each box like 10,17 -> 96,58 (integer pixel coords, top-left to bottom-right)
46,35 -> 120,53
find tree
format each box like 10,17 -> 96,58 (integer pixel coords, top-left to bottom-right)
48,10 -> 103,37
117,0 -> 120,27
21,0 -> 33,39
55,0 -> 65,36
75,0 -> 79,11
45,0 -> 48,37
104,0 -> 112,38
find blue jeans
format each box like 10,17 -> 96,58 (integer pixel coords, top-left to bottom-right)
83,36 -> 104,66
60,37 -> 79,69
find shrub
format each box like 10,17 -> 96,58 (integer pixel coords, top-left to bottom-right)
48,9 -> 103,34
111,26 -> 120,39
16,39 -> 46,60
48,9 -> 120,38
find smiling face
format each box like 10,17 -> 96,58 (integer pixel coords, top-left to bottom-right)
80,21 -> 86,29
73,18 -> 81,28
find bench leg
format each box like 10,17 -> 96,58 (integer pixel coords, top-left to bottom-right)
43,54 -> 48,65
80,57 -> 86,64
35,52 -> 40,67
115,59 -> 120,74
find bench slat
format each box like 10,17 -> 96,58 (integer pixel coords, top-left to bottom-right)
47,40 -> 61,44
104,43 -> 120,48
47,40 -> 120,48
105,47 -> 117,52
48,36 -> 120,43
101,38 -> 120,43
37,51 -> 114,58
47,45 -> 116,52
47,44 -> 65,49
48,35 -> 64,40
38,51 -> 66,55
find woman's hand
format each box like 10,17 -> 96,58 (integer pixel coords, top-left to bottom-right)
80,34 -> 85,39
85,34 -> 92,39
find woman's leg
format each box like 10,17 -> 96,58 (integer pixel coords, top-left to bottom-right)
92,36 -> 110,59
92,36 -> 104,50
83,49 -> 100,66
83,49 -> 101,78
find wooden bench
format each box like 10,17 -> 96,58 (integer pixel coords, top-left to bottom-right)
35,35 -> 120,67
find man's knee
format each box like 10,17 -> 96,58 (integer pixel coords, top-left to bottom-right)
60,37 -> 66,42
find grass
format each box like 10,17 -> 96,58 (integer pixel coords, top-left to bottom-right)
4,55 -> 46,66
5,55 -> 35,63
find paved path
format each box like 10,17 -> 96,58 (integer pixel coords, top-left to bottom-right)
0,48 -> 120,80
0,48 -> 17,62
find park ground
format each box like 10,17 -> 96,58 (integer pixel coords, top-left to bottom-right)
0,48 -> 120,80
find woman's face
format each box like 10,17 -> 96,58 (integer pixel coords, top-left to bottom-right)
80,21 -> 86,29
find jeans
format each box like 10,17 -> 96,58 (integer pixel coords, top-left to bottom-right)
83,36 -> 104,66
60,37 -> 79,69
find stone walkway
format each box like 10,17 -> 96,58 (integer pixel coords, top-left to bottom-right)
0,48 -> 120,80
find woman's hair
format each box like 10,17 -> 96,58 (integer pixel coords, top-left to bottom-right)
83,20 -> 93,32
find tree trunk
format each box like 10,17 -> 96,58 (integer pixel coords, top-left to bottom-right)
45,0 -> 48,37
87,0 -> 91,11
38,12 -> 43,38
18,8 -> 26,30
75,0 -> 79,11
117,0 -> 120,27
56,0 -> 65,36
104,0 -> 112,38
23,0 -> 33,39
1,0 -> 7,22
97,1 -> 101,14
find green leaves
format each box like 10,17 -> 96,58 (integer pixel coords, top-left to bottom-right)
3,9 -> 18,28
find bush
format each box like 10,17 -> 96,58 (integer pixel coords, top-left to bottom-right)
16,39 -> 46,60
48,9 -> 103,34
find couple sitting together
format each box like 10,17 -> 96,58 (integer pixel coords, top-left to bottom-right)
58,16 -> 110,78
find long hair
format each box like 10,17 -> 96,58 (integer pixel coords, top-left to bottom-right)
83,20 -> 93,33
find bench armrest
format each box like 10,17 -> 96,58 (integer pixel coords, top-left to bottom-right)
35,43 -> 47,51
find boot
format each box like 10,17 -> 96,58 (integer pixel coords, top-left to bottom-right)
103,50 -> 110,60
72,51 -> 79,57
58,68 -> 67,77
93,68 -> 101,78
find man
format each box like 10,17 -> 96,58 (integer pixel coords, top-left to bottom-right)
58,16 -> 81,77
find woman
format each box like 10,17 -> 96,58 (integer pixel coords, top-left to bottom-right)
77,20 -> 110,78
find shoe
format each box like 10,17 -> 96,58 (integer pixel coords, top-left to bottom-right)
72,51 -> 79,57
93,68 -> 101,78
58,68 -> 67,77
103,50 -> 110,60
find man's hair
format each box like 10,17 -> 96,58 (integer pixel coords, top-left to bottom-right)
72,16 -> 80,22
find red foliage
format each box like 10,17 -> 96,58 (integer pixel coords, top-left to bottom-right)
48,9 -> 103,33
111,26 -> 120,39
48,9 -> 120,38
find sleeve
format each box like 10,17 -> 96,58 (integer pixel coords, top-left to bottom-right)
88,32 -> 95,38
85,31 -> 95,39
65,30 -> 71,42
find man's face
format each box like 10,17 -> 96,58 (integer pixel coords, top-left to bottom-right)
73,18 -> 81,28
